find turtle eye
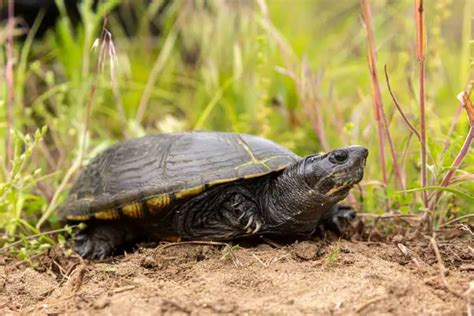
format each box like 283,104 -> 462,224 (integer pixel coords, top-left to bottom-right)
329,150 -> 349,164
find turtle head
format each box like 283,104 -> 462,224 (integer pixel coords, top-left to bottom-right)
302,146 -> 368,201
262,146 -> 367,232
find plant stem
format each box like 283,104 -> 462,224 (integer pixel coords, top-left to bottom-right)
419,62 -> 428,207
361,0 -> 387,188
5,0 -> 15,170
439,127 -> 473,187
416,0 -> 428,210
384,65 -> 421,142
431,105 -> 474,209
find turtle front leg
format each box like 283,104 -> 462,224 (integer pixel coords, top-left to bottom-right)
74,221 -> 140,259
319,204 -> 356,236
232,199 -> 264,235
178,188 -> 264,240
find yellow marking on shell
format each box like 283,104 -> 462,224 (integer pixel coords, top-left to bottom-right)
175,185 -> 205,199
208,177 -> 238,187
66,214 -> 91,221
235,136 -> 273,171
147,195 -> 171,212
95,209 -> 120,220
243,172 -> 270,180
237,137 -> 260,164
122,201 -> 144,218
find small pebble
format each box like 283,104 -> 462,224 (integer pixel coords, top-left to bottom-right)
141,256 -> 157,269
294,242 -> 319,260
93,297 -> 110,309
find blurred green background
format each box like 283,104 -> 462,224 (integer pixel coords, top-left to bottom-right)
0,0 -> 472,256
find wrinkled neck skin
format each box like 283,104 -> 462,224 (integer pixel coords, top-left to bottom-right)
261,163 -> 344,234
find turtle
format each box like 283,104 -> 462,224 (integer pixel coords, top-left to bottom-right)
58,131 -> 368,259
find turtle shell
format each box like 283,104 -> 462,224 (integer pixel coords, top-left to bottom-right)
59,132 -> 300,221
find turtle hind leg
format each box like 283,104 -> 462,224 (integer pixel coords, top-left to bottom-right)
74,221 -> 140,260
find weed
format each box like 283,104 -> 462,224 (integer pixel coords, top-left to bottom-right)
221,244 -> 242,267
326,240 -> 341,263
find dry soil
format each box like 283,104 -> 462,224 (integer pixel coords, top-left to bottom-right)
0,227 -> 473,315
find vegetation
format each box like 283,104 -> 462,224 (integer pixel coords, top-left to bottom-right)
0,0 -> 472,258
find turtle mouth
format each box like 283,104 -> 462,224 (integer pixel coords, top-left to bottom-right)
324,165 -> 365,197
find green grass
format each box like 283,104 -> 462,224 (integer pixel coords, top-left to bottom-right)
0,0 -> 472,257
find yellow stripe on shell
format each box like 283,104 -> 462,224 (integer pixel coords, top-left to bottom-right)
66,214 -> 91,221
242,172 -> 269,180
207,177 -> 238,187
95,209 -> 120,220
147,194 -> 172,213
175,185 -> 205,199
122,201 -> 144,218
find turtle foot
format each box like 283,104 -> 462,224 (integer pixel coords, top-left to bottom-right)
73,222 -> 139,260
74,230 -> 115,260
320,204 -> 356,236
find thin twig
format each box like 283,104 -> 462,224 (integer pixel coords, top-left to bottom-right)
429,236 -> 464,299
355,296 -> 388,313
396,243 -> 426,269
252,254 -> 269,267
153,241 -> 228,256
384,65 -> 421,141
358,213 -> 421,220
439,214 -> 474,228
73,264 -> 87,293
113,285 -> 136,294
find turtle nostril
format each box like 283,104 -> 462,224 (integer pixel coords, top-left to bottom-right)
361,148 -> 369,158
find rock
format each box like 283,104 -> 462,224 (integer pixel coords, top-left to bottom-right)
294,242 -> 320,260
93,296 -> 110,309
141,256 -> 158,269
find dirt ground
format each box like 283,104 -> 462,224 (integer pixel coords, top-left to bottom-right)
0,226 -> 473,315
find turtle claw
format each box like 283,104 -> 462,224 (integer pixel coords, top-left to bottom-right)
242,214 -> 263,234
244,215 -> 254,230
252,220 -> 262,234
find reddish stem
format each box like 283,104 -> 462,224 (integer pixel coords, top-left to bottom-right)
416,0 -> 428,209
419,61 -> 428,208
360,0 -> 388,187
431,90 -> 474,208
439,126 -> 474,187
